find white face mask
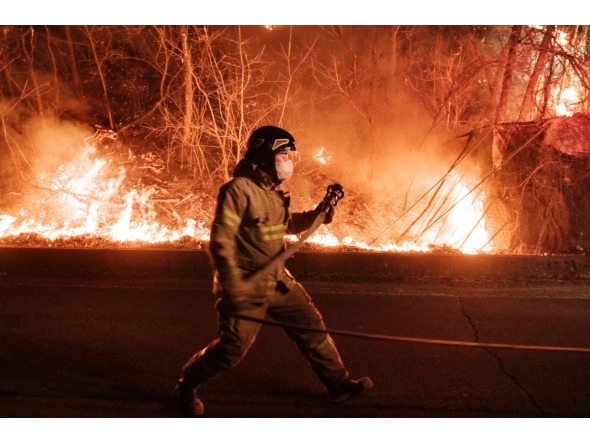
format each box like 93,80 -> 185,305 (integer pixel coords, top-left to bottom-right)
275,159 -> 294,182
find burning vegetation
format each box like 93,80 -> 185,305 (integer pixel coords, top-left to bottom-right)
1,26 -> 590,254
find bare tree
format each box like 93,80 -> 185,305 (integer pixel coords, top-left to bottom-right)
83,26 -> 115,129
64,25 -> 83,97
20,26 -> 47,119
518,26 -> 556,121
495,25 -> 522,124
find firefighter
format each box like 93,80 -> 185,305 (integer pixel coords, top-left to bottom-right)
175,125 -> 372,417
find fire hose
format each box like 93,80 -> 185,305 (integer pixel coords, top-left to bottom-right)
244,183 -> 344,286
234,182 -> 590,354
233,313 -> 590,354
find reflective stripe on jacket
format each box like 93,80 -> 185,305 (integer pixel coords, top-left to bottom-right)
208,167 -> 317,297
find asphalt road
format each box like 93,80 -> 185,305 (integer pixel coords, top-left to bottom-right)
2,274 -> 590,418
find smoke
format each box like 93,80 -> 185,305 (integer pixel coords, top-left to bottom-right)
284,68 -> 470,246
0,109 -> 93,172
296,86 -> 462,204
23,116 -> 94,171
0,25 -> 496,248
0,110 -> 95,215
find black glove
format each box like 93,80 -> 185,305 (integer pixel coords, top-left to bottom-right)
314,200 -> 335,224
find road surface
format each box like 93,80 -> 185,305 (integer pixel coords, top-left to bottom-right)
1,274 -> 590,418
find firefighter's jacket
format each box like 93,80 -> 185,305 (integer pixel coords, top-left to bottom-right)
208,166 -> 317,298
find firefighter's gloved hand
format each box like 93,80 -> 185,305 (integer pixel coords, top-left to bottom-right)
223,277 -> 255,298
223,277 -> 268,314
314,200 -> 335,224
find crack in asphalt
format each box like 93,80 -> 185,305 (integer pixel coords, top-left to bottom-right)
457,296 -> 546,415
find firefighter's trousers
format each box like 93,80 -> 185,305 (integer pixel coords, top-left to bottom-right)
181,281 -> 349,391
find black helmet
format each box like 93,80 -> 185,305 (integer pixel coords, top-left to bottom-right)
244,126 -> 296,163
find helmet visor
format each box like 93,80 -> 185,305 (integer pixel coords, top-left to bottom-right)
275,150 -> 300,164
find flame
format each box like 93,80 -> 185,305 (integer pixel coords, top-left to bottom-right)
554,85 -> 580,117
0,143 -> 210,244
0,140 -> 493,254
286,173 -> 492,254
426,174 -> 491,254
530,26 -> 585,117
556,29 -> 570,47
313,147 -> 334,166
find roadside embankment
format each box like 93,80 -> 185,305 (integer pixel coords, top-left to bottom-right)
1,247 -> 589,282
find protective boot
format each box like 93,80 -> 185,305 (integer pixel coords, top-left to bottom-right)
174,380 -> 204,417
329,376 -> 373,403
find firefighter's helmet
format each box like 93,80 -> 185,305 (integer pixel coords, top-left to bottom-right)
244,126 -> 296,163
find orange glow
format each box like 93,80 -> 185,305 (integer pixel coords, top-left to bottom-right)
0,143 -> 210,244
312,147 -> 334,166
289,172 -> 492,254
531,26 -> 585,117
0,140 -> 494,254
428,174 -> 491,254
553,85 -> 581,117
